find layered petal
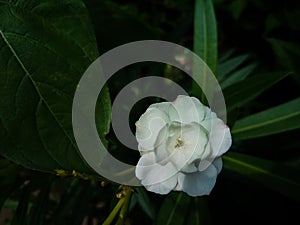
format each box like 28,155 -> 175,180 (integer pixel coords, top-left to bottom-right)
135,95 -> 231,197
208,118 -> 232,157
179,163 -> 218,196
199,108 -> 217,132
198,156 -> 223,172
144,174 -> 178,195
136,107 -> 169,150
169,95 -> 206,124
136,152 -> 178,186
135,152 -> 156,180
212,157 -> 223,174
149,102 -> 172,117
155,122 -> 208,170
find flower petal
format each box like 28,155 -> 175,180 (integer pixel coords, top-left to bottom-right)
136,107 -> 169,150
169,95 -> 206,124
181,163 -> 198,173
149,102 -> 172,115
155,122 -> 208,171
144,174 -> 178,195
135,152 -> 178,186
199,108 -> 217,132
179,164 -> 218,197
135,152 -> 156,180
208,118 -> 232,157
198,155 -> 223,172
174,172 -> 185,191
135,95 -> 230,197
212,157 -> 223,174
199,106 -> 231,158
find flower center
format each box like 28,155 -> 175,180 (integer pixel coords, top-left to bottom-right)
174,136 -> 184,149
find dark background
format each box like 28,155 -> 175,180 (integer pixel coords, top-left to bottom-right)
0,0 -> 299,224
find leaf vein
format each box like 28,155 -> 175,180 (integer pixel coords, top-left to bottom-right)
232,111 -> 300,134
0,30 -> 78,157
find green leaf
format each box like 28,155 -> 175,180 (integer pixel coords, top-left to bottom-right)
228,0 -> 247,20
28,176 -> 54,225
193,0 -> 217,101
0,0 -> 111,174
84,0 -> 160,54
218,54 -> 249,78
223,152 -> 300,201
232,97 -> 300,140
223,72 -> 289,111
267,38 -> 300,84
52,179 -> 82,224
218,49 -> 235,63
194,0 -> 217,73
2,200 -> 19,211
11,184 -> 32,225
186,197 -> 211,225
135,187 -> 156,220
155,192 -> 191,225
220,63 -> 256,89
70,182 -> 96,225
0,160 -> 21,210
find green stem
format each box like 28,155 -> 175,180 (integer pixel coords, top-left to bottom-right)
116,189 -> 132,225
102,198 -> 125,225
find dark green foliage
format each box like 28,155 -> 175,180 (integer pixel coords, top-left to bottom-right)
0,0 -> 299,224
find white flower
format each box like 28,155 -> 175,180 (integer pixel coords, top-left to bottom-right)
135,95 -> 232,197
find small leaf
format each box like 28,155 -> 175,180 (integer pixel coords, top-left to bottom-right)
228,0 -> 247,20
220,63 -> 256,89
218,54 -> 249,78
223,72 -> 289,111
267,38 -> 300,84
232,97 -> 300,140
218,49 -> 235,63
223,152 -> 300,201
155,192 -> 191,225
